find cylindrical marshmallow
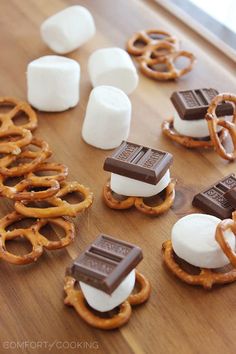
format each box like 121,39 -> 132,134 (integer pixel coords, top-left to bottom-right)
27,55 -> 80,112
80,269 -> 135,312
40,6 -> 96,54
172,214 -> 235,269
82,86 -> 131,149
173,111 -> 222,138
110,169 -> 171,197
88,47 -> 139,95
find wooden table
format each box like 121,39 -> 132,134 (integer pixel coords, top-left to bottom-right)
0,1 -> 235,353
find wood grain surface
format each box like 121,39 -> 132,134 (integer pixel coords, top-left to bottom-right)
0,1 -> 236,354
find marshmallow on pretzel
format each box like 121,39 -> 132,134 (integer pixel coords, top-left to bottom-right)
172,214 -> 235,269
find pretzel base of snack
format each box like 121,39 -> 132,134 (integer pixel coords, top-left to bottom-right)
206,93 -> 236,161
162,240 -> 236,289
64,270 -> 151,330
103,179 -> 175,215
0,211 -> 75,264
162,118 -> 228,149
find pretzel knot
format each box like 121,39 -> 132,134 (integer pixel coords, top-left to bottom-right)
0,162 -> 68,200
127,29 -> 195,80
206,93 -> 236,161
103,179 -> 175,216
0,97 -> 37,132
127,29 -> 179,57
215,212 -> 236,267
0,138 -> 52,177
14,181 -> 94,218
162,118 -> 228,149
64,270 -> 150,330
0,211 -> 75,264
162,213 -> 236,289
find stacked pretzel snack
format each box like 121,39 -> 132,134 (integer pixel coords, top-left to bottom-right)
0,97 -> 93,265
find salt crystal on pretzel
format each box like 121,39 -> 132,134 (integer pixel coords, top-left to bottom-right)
27,56 -> 80,112
82,86 -> 131,149
172,214 -> 235,268
40,6 -> 95,54
88,47 -> 139,95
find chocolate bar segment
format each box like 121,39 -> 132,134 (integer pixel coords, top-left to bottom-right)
224,188 -> 236,208
171,88 -> 233,120
70,234 -> 143,294
192,174 -> 236,219
104,141 -> 173,185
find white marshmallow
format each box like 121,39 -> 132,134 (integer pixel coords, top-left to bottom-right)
172,214 -> 235,269
80,269 -> 135,312
82,86 -> 131,149
110,169 -> 170,197
40,6 -> 95,54
88,47 -> 139,95
27,55 -> 80,112
173,111 -> 222,138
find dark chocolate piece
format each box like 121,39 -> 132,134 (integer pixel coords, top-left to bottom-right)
103,141 -> 173,185
171,88 -> 233,120
192,174 -> 236,219
70,234 -> 143,294
224,187 -> 236,208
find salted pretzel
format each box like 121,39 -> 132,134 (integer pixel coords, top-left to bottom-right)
0,211 -> 75,264
0,126 -> 32,155
162,118 -> 228,149
15,181 -> 93,218
162,237 -> 236,289
215,212 -> 236,267
138,48 -> 196,80
206,93 -> 236,161
103,179 -> 175,215
0,138 -> 52,176
64,270 -> 150,330
0,162 -> 68,200
127,29 -> 179,57
0,97 -> 37,131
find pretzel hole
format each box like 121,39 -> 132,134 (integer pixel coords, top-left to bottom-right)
142,191 -> 165,207
0,102 -> 15,114
8,157 -> 34,168
133,39 -> 147,48
12,111 -> 30,126
39,222 -> 66,241
173,56 -> 189,70
23,143 -> 41,152
149,33 -> 168,40
61,191 -> 84,204
26,200 -> 53,208
3,176 -> 24,186
0,133 -> 22,143
111,190 -> 132,202
5,236 -> 32,256
6,218 -> 36,231
151,48 -> 170,58
33,170 -> 59,177
25,185 -> 51,193
148,63 -> 169,72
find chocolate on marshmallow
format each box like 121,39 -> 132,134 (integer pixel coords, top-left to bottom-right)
69,234 -> 143,312
103,141 -> 173,197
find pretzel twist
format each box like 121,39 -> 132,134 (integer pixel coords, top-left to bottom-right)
162,240 -> 236,289
206,93 -> 236,161
0,162 -> 68,200
215,213 -> 236,267
127,29 -> 179,56
103,179 -> 175,215
64,270 -> 150,330
0,138 -> 52,176
0,211 -> 75,264
15,181 -> 94,218
162,118 -> 228,149
0,126 -> 32,155
0,97 -> 37,131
